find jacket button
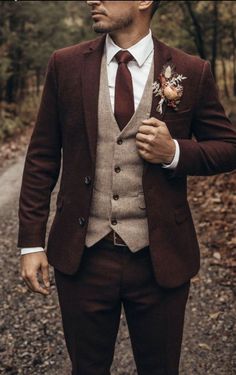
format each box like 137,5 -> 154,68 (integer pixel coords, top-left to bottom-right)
111,219 -> 117,226
84,176 -> 91,185
117,139 -> 123,145
78,217 -> 86,227
114,166 -> 121,173
113,194 -> 119,200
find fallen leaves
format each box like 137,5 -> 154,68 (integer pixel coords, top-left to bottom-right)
198,343 -> 211,350
209,312 -> 221,320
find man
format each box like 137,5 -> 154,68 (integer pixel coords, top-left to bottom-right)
18,1 -> 236,374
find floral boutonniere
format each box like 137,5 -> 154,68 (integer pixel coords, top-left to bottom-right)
152,64 -> 187,114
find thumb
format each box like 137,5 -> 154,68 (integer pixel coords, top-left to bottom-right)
142,117 -> 166,128
41,263 -> 50,288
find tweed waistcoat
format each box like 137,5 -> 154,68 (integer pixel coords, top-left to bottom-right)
85,52 -> 154,251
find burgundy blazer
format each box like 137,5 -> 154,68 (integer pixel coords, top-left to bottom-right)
17,35 -> 236,288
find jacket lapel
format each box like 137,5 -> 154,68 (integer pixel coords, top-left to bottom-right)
143,36 -> 172,180
150,36 -> 172,121
81,35 -> 106,164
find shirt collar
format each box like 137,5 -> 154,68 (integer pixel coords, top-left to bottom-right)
105,29 -> 153,67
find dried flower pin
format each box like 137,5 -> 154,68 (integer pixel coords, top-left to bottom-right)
152,64 -> 187,114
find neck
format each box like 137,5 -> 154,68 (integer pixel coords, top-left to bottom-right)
109,26 -> 150,49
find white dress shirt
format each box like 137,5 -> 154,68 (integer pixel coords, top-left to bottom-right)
21,30 -> 180,255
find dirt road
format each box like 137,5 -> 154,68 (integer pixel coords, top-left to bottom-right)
0,148 -> 235,374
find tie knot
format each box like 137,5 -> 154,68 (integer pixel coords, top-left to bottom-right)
115,50 -> 134,65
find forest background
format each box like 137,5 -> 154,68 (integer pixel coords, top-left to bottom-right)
0,2 -> 235,373
0,0 -> 236,144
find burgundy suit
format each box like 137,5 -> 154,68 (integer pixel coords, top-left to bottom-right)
18,35 -> 236,374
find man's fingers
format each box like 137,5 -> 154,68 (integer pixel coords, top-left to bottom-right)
136,140 -> 149,151
41,263 -> 50,288
137,125 -> 156,135
136,132 -> 153,143
27,273 -> 50,295
138,119 -> 167,135
23,277 -> 34,292
142,117 -> 165,127
20,252 -> 50,296
23,270 -> 50,295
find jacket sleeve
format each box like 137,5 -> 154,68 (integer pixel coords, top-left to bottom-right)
169,60 -> 236,177
17,51 -> 62,248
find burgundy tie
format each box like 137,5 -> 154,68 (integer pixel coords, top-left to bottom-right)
114,50 -> 135,130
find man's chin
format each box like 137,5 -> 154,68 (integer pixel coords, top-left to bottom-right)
93,22 -> 111,34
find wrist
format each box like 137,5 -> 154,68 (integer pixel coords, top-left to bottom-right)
165,139 -> 176,164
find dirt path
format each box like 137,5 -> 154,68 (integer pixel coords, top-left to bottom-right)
0,155 -> 25,209
0,146 -> 235,374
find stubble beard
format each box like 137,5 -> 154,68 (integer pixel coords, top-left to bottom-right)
93,14 -> 133,34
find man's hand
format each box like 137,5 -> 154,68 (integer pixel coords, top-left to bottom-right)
20,252 -> 51,295
136,117 -> 176,164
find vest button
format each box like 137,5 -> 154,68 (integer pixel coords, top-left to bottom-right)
84,176 -> 91,185
113,194 -> 119,200
111,219 -> 117,226
117,139 -> 123,145
114,166 -> 121,173
78,217 -> 86,227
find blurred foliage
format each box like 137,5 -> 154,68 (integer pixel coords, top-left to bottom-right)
0,105 -> 23,142
0,0 -> 235,142
153,1 -> 236,95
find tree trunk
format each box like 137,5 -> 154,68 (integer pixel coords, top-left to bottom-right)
5,75 -> 17,103
233,53 -> 236,97
218,36 -> 229,98
0,84 -> 4,102
232,27 -> 236,97
221,58 -> 230,98
183,1 -> 207,59
211,1 -> 218,79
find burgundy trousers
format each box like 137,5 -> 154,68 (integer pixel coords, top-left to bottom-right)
54,238 -> 190,375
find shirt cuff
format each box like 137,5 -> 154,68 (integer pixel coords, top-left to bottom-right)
21,247 -> 45,255
162,139 -> 180,169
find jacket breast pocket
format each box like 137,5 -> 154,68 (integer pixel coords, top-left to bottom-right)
165,111 -> 193,139
164,108 -> 192,121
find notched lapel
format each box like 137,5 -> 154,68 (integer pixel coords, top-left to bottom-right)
81,36 -> 106,164
143,37 -> 172,178
150,37 -> 172,122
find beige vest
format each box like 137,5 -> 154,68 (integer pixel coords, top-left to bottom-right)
85,53 -> 154,252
